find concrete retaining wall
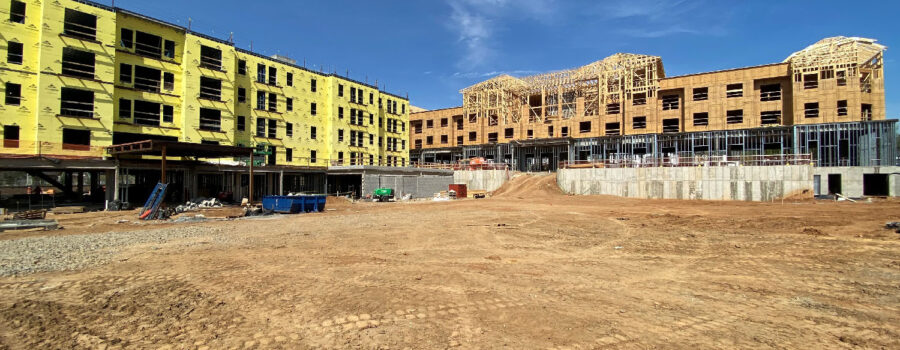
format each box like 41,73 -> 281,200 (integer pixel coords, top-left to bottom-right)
453,170 -> 510,192
558,165 -> 813,201
361,174 -> 453,199
813,166 -> 900,197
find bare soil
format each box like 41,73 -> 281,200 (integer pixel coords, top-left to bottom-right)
1,174 -> 899,349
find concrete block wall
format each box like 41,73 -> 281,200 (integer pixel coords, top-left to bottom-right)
558,165 -> 813,201
452,170 -> 510,192
813,166 -> 900,197
362,174 -> 453,199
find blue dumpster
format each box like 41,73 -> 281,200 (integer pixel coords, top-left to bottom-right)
261,195 -> 327,213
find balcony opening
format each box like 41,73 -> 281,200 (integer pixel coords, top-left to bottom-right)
133,100 -> 161,126
119,64 -> 132,84
837,100 -> 848,116
579,121 -> 592,133
60,88 -> 93,118
199,108 -> 221,131
760,83 -> 781,101
118,98 -> 130,119
200,45 -> 222,70
804,102 -> 819,118
487,133 -> 498,143
164,40 -> 174,59
163,105 -> 173,123
633,116 -> 646,129
5,82 -> 21,105
61,47 -> 95,79
63,9 -> 97,41
10,0 -> 25,23
256,118 -> 265,137
726,109 -> 743,124
133,65 -> 161,92
3,125 -> 20,148
120,28 -> 133,48
803,74 -> 818,89
861,104 -> 872,121
661,94 -> 679,110
268,92 -> 276,112
692,87 -> 708,101
606,103 -> 620,114
726,83 -> 743,98
605,122 -> 620,136
662,119 -> 679,133
199,77 -> 222,100
761,110 -> 781,125
7,41 -> 23,64
268,66 -> 277,85
62,129 -> 91,150
693,112 -> 709,126
267,119 -> 276,138
632,92 -> 647,106
134,31 -> 162,58
163,72 -> 174,91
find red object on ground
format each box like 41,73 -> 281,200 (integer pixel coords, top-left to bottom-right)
140,209 -> 152,219
449,184 -> 467,199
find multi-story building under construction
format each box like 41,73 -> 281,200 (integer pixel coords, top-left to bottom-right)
1,0 -> 411,202
410,37 -> 895,174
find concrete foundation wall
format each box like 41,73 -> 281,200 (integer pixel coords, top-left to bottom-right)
558,165 -> 813,201
813,166 -> 900,197
361,174 -> 453,199
452,170 -> 510,192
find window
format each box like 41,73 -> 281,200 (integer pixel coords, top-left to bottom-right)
369,93 -> 374,105
632,92 -> 646,106
162,105 -> 173,123
426,120 -> 433,128
310,102 -> 317,115
198,108 -> 221,131
133,65 -> 161,92
134,31 -> 162,58
338,129 -> 344,142
199,77 -> 222,100
726,83 -> 743,98
504,128 -> 514,138
285,122 -> 293,137
5,82 -> 21,105
350,87 -> 356,102
238,60 -> 247,75
268,66 -> 277,85
633,116 -> 646,129
456,118 -> 463,130
257,63 -> 266,83
163,40 -> 174,59
579,121 -> 591,133
820,67 -> 834,79
163,72 -> 174,91
401,104 -> 405,114
692,87 -> 708,101
662,119 -> 679,133
267,119 -> 276,138
837,100 -> 848,116
836,71 -> 847,86
310,126 -> 317,139
133,100 -> 160,126
456,136 -> 463,145
338,84 -> 344,97
606,103 -> 620,114
548,126 -> 554,137
256,118 -> 265,137
761,110 -> 781,125
3,125 -> 20,148
440,118 -> 448,127
426,136 -> 433,145
286,148 -> 292,162
338,152 -> 344,164
200,46 -> 222,70
10,1 -> 25,23
61,48 -> 95,79
310,78 -> 317,92
561,126 -> 569,137
118,99 -> 131,119
267,93 -> 276,112
726,109 -> 743,124
468,131 -> 477,141
803,74 -> 818,89
119,64 -> 132,84
63,9 -> 97,41
286,72 -> 293,86
238,87 -> 246,102
338,107 -> 344,119
804,102 -> 819,118
286,98 -> 293,111
256,91 -> 266,110
862,104 -> 872,121
527,129 -> 534,139
310,150 -> 317,163
605,122 -> 620,136
661,95 -> 679,110
369,113 -> 374,125
7,41 -> 23,65
120,28 -> 133,48
693,112 -> 708,126
60,88 -> 93,118
62,129 -> 91,150
760,83 -> 781,101
237,116 -> 246,131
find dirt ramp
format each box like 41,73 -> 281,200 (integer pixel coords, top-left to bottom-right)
491,173 -> 564,198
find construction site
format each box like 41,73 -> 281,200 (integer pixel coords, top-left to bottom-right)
2,0 -> 900,347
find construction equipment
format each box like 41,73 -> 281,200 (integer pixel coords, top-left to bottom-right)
373,188 -> 394,202
140,182 -> 169,220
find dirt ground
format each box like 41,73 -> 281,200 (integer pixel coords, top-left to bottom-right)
1,174 -> 899,349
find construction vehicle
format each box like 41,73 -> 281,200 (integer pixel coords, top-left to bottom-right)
373,188 -> 394,202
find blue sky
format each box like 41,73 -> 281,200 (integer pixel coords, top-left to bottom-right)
108,0 -> 897,118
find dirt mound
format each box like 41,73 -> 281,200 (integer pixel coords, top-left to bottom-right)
325,196 -> 354,210
491,173 -> 564,198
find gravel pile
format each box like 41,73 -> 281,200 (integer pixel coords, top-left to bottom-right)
0,226 -> 227,277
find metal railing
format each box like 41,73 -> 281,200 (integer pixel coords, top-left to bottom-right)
559,154 -> 813,169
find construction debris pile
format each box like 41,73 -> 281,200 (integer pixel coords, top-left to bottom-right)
175,197 -> 224,213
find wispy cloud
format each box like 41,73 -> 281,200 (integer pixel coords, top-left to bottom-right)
595,0 -> 730,38
451,69 -> 540,79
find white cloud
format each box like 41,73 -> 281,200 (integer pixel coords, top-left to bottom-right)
595,0 -> 729,38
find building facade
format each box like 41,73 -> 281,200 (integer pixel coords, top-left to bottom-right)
410,37 -> 894,171
1,0 -> 410,167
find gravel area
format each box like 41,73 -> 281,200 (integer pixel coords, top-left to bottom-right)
0,225 -> 226,277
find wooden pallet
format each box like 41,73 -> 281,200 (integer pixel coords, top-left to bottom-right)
12,209 -> 47,220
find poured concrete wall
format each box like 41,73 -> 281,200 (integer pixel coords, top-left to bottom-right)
453,170 -> 510,192
361,174 -> 453,199
812,166 -> 900,197
558,165 -> 813,201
